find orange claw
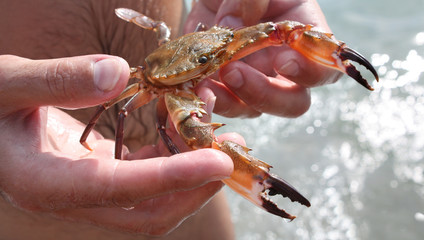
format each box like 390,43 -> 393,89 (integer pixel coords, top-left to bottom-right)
225,21 -> 379,91
217,141 -> 310,220
164,92 -> 310,220
272,21 -> 379,90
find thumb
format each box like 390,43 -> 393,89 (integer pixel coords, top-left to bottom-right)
0,54 -> 130,110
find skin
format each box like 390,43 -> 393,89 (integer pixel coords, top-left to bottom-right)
0,0 -> 340,239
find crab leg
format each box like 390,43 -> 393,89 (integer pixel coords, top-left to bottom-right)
226,21 -> 379,90
156,97 -> 181,154
114,89 -> 156,159
115,8 -> 171,46
164,92 -> 310,220
80,82 -> 143,151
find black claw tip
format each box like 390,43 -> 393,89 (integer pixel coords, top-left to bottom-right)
261,195 -> 296,220
345,65 -> 375,91
266,174 -> 311,207
340,47 -> 379,91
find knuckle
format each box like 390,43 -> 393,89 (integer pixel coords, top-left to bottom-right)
44,59 -> 78,102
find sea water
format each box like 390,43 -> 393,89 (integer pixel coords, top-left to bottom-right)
213,0 -> 424,239
185,0 -> 424,239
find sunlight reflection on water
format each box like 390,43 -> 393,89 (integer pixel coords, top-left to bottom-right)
217,47 -> 424,240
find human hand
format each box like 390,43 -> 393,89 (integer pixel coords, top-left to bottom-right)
0,54 -> 234,236
185,0 -> 343,118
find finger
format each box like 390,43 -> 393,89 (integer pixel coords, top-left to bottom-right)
266,0 -> 331,31
215,0 -> 244,28
53,182 -> 224,236
216,0 -> 269,27
196,77 -> 261,118
219,61 -> 311,117
199,0 -> 223,12
265,1 -> 342,87
195,87 -> 216,119
0,55 -> 130,111
217,132 -> 246,147
184,0 -> 216,33
2,149 -> 232,211
274,49 -> 343,88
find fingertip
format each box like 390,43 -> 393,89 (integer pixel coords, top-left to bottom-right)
220,61 -> 311,118
196,77 -> 260,118
219,61 -> 271,110
217,132 -> 246,147
220,64 -> 244,89
282,83 -> 311,117
274,50 -> 302,79
274,50 -> 341,88
195,86 -> 216,116
218,15 -> 243,28
192,149 -> 234,181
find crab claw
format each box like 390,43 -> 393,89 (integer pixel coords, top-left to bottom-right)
264,21 -> 379,91
339,47 -> 380,90
163,92 -> 310,220
218,140 -> 310,220
257,173 -> 311,220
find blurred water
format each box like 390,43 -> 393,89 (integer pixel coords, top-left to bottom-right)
205,0 -> 424,239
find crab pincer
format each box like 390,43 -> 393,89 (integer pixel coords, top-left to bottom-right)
164,93 -> 310,220
270,21 -> 379,90
339,47 -> 380,90
218,140 -> 311,220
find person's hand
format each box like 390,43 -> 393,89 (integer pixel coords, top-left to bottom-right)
0,54 -> 235,236
185,0 -> 343,118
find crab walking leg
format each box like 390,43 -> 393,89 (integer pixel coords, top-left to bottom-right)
156,97 -> 181,154
114,89 -> 156,159
80,82 -> 143,150
164,92 -> 310,220
115,8 -> 171,46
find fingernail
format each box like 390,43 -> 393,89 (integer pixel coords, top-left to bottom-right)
219,15 -> 243,28
222,68 -> 244,89
278,59 -> 300,77
94,58 -> 123,92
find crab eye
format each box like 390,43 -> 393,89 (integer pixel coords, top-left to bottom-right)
198,55 -> 209,64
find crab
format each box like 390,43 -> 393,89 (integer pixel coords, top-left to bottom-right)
80,8 -> 379,220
